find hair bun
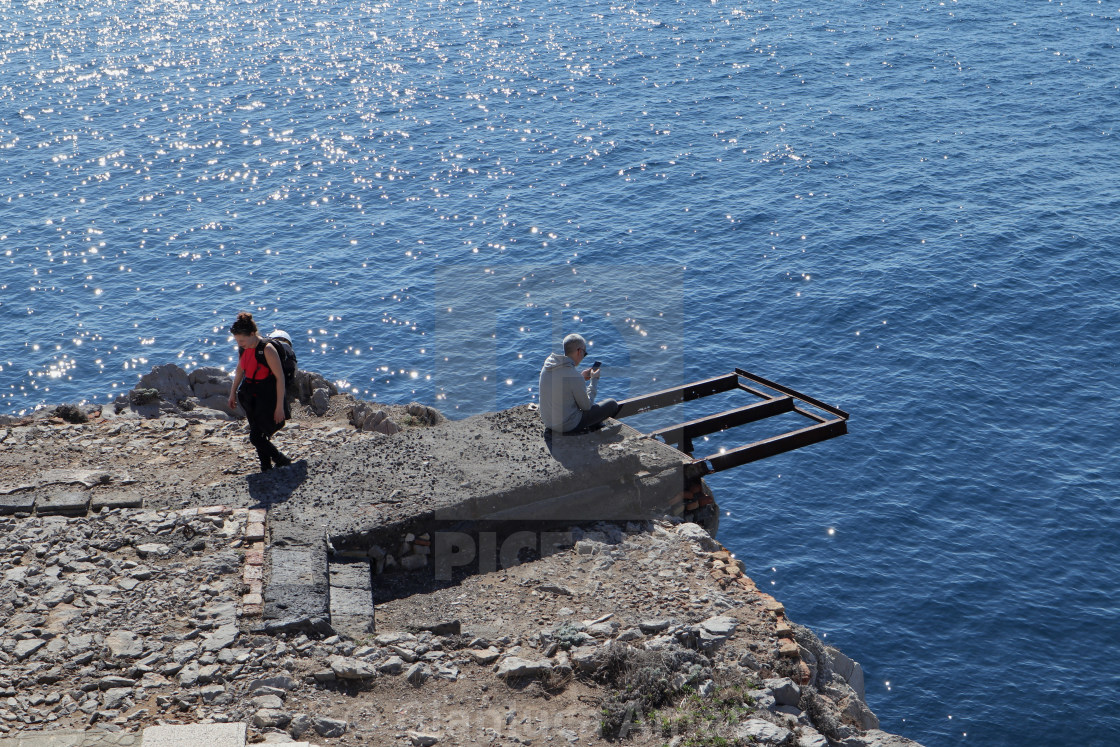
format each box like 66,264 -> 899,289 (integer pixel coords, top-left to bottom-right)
230,311 -> 258,336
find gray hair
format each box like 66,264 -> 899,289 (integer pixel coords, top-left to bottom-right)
562,333 -> 587,357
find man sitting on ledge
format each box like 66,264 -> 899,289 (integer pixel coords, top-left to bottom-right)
538,333 -> 621,434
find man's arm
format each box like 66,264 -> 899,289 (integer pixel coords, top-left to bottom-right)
569,368 -> 594,412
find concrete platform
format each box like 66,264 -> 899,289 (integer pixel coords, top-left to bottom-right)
197,406 -> 696,547
193,405 -> 704,633
34,489 -> 90,516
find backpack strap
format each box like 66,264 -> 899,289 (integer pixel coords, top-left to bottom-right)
251,339 -> 278,380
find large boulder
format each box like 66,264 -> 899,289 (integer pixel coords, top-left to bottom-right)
406,402 -> 443,426
137,363 -> 193,401
735,718 -> 791,745
188,366 -> 233,400
676,522 -> 721,552
294,370 -> 338,404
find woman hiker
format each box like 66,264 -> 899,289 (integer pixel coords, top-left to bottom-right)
227,312 -> 292,472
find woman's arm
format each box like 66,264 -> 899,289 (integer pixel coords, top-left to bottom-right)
228,359 -> 246,410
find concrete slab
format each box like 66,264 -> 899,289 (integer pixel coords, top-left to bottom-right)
194,406 -> 695,551
268,549 -> 327,587
0,492 -> 35,515
263,582 -> 329,621
141,722 -> 245,746
35,489 -> 91,516
328,559 -> 371,590
329,613 -> 374,637
329,585 -> 374,617
90,490 -> 144,511
0,730 -> 141,746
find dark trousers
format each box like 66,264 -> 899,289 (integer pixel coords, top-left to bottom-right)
249,427 -> 286,471
240,380 -> 288,471
575,398 -> 621,432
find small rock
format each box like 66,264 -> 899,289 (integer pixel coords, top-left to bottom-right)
406,662 -> 429,685
417,619 -> 460,636
312,716 -> 348,738
539,583 -> 574,596
201,623 -> 238,652
764,677 -> 801,707
135,542 -> 171,558
399,554 -> 427,571
105,630 -> 144,658
495,656 -> 553,679
178,662 -> 201,687
252,694 -> 285,710
199,684 -> 227,704
249,674 -> 299,692
102,687 -> 132,710
14,638 -> 47,661
739,651 -> 761,671
310,388 -> 331,417
44,585 -> 75,607
468,648 -> 501,665
736,718 -> 792,745
99,675 -> 136,689
288,713 -> 311,738
676,522 -> 721,552
329,656 -> 377,680
639,619 -> 672,634
171,642 -> 199,663
586,621 -> 619,638
377,656 -> 405,675
570,645 -> 604,672
253,708 -> 292,729
408,731 -> 440,747
700,616 -> 738,638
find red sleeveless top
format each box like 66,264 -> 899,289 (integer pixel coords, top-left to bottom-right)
239,345 -> 272,382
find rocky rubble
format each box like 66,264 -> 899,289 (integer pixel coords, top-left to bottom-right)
0,363 -> 924,746
0,504 -> 924,746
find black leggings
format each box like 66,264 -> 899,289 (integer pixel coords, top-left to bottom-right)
249,427 -> 287,471
239,380 -> 288,471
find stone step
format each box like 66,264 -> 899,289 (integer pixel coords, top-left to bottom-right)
142,723 -> 245,746
260,547 -> 330,635
328,557 -> 375,637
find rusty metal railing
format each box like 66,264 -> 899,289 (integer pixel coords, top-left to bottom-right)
615,367 -> 848,474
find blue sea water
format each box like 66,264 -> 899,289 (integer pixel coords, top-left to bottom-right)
2,0 -> 1118,743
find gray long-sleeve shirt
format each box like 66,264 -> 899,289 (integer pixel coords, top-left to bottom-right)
538,353 -> 597,432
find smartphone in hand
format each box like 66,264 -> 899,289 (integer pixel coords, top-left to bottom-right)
591,361 -> 602,371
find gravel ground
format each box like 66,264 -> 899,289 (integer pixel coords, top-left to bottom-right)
0,378 -> 919,747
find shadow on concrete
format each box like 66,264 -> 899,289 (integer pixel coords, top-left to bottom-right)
246,459 -> 309,509
543,423 -> 621,471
